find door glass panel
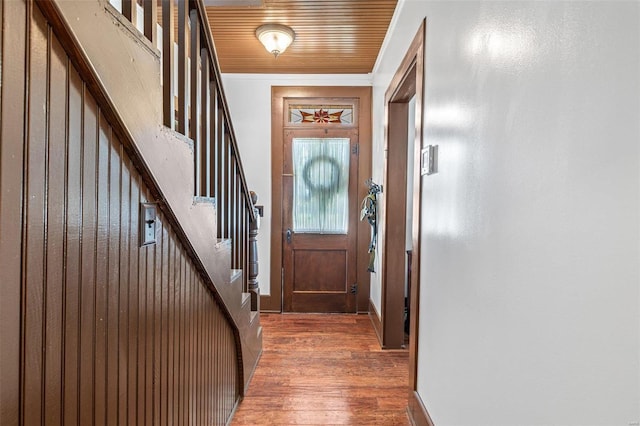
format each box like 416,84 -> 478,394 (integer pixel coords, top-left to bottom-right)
292,138 -> 350,234
289,104 -> 354,124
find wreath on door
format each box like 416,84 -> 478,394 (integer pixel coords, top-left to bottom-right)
302,155 -> 341,195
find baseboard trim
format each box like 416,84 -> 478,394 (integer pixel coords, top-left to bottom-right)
368,299 -> 383,347
407,390 -> 435,426
260,293 -> 281,313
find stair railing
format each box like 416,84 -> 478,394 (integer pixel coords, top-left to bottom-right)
117,0 -> 259,303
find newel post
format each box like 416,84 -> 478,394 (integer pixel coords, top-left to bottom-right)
249,191 -> 261,311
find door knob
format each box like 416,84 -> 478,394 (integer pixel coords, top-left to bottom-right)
286,228 -> 292,244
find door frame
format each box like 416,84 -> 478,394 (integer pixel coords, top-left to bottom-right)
262,86 -> 372,313
377,18 -> 429,414
376,21 -> 425,350
379,20 -> 434,425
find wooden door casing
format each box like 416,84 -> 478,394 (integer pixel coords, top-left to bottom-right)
282,128 -> 359,312
265,87 -> 372,313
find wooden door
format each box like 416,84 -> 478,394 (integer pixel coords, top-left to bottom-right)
282,128 -> 359,312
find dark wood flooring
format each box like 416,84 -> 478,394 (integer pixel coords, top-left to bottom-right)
231,314 -> 410,425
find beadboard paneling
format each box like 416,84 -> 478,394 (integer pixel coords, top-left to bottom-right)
0,3 -> 239,424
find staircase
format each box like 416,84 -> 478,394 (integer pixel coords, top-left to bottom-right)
39,0 -> 262,394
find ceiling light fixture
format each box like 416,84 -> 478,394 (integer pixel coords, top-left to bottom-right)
255,24 -> 295,58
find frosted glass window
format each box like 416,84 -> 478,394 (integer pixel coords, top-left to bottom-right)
292,138 -> 350,234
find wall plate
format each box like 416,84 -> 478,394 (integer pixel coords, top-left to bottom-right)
140,202 -> 157,247
421,145 -> 438,176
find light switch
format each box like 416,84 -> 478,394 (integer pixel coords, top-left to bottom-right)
421,145 -> 438,176
140,202 -> 157,247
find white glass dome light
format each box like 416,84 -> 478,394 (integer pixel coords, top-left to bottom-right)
256,24 -> 295,58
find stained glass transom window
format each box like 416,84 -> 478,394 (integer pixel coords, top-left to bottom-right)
289,105 -> 354,124
292,138 -> 350,234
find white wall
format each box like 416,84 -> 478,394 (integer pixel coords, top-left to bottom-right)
221,74 -> 371,295
373,1 -> 640,425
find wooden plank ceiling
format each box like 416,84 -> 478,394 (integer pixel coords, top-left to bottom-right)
204,0 -> 398,74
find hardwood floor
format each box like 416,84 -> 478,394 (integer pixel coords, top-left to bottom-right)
231,314 -> 410,425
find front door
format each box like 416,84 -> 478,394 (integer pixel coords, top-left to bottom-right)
283,128 -> 359,312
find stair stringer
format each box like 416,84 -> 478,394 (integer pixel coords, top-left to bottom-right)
236,277 -> 264,393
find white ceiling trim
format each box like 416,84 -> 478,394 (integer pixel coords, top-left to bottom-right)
221,73 -> 374,86
372,0 -> 407,75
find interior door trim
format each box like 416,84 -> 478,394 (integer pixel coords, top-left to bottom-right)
375,22 -> 425,350
263,86 -> 372,313
378,19 -> 432,425
376,16 -> 428,410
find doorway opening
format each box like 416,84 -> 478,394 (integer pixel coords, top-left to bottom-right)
374,20 -> 425,358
